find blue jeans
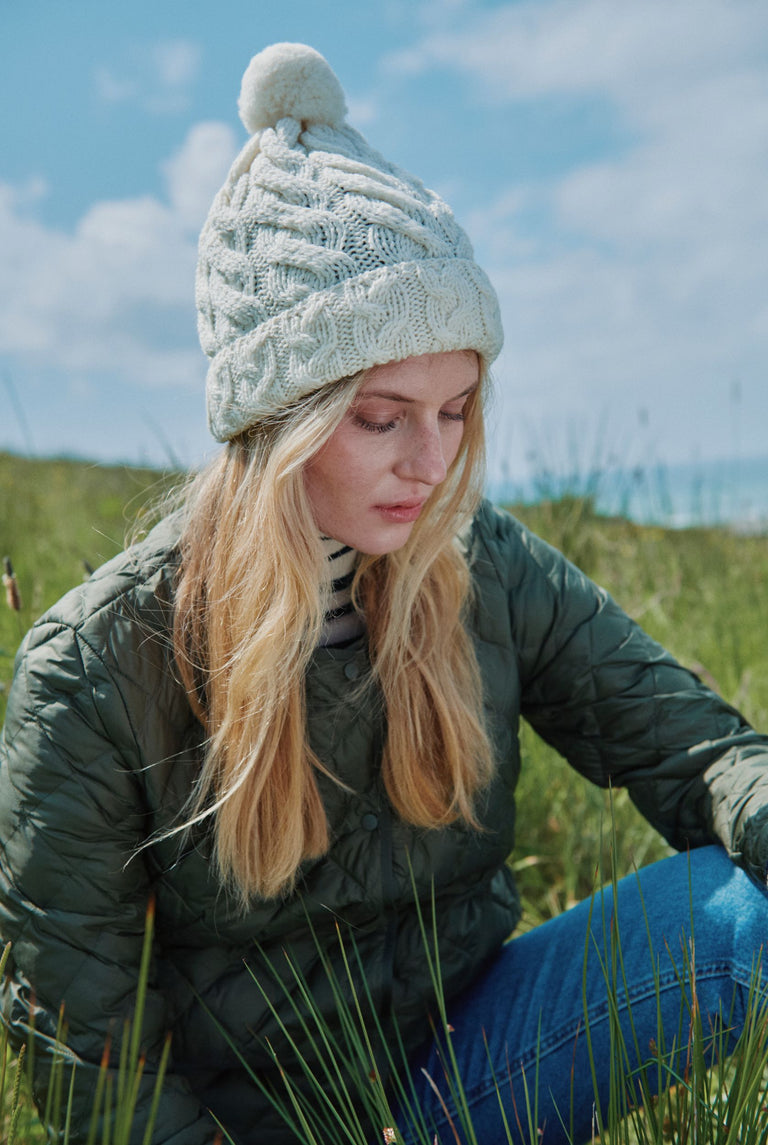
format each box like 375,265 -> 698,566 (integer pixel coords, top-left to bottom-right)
399,846 -> 768,1144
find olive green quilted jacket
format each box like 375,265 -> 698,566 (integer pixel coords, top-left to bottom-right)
2,502 -> 768,1144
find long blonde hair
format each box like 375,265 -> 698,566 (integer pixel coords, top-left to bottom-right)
172,367 -> 495,902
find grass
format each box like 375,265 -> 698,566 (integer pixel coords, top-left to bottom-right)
7,858 -> 768,1145
2,453 -> 768,1140
1,903 -> 172,1145
0,451 -> 179,723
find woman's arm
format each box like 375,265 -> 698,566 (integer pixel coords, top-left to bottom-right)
483,506 -> 768,881
0,618 -> 217,1144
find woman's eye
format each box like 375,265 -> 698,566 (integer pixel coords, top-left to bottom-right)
351,405 -> 466,432
353,414 -> 398,434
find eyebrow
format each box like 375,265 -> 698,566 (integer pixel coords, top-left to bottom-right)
359,382 -> 479,404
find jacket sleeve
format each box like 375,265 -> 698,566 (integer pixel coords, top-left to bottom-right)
487,508 -> 768,883
0,619 -> 218,1145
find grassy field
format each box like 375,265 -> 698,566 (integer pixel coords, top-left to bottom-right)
0,452 -> 179,725
2,451 -> 768,1142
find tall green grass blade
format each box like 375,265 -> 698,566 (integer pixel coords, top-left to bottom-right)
244,949 -> 371,1142
115,1018 -> 130,1120
480,1033 -> 519,1144
7,1043 -> 26,1145
42,1002 -> 66,1134
85,1036 -> 112,1145
0,1046 -> 7,1128
7,1099 -> 23,1145
24,988 -> 35,1105
62,1059 -> 77,1145
190,978 -> 322,1142
50,1026 -> 67,1143
0,943 -> 10,1127
128,896 -> 155,1079
208,1113 -> 238,1145
404,859 -> 483,1145
345,937 -> 435,1143
103,1072 -> 113,1145
581,884 -> 607,1144
116,1054 -> 146,1145
140,1031 -> 172,1145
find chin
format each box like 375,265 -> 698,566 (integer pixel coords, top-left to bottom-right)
353,526 -> 415,557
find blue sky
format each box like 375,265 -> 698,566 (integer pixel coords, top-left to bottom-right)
2,0 -> 768,483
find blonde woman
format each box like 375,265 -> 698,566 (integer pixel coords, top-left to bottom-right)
2,43 -> 768,1145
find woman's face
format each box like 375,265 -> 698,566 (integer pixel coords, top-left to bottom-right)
304,350 -> 480,554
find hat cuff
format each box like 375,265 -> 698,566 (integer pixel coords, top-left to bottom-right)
206,258 -> 503,441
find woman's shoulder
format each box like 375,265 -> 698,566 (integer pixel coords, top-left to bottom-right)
464,499 -> 608,645
28,514 -> 181,645
10,514 -> 184,717
465,499 -> 570,587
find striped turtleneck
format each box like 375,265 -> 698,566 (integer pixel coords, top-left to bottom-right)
319,536 -> 365,647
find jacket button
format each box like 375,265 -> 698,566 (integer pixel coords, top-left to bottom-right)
361,813 -> 379,830
344,661 -> 360,680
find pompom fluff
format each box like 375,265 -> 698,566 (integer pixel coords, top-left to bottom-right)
238,43 -> 348,134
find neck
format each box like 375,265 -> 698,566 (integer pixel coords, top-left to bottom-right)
319,536 -> 364,646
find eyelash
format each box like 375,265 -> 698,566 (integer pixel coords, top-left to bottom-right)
353,410 -> 466,434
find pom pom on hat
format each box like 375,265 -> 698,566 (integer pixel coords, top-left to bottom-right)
238,42 -> 348,133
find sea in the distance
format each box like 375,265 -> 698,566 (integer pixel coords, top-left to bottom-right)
488,453 -> 768,531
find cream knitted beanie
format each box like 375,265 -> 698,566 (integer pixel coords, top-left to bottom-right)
196,42 -> 503,441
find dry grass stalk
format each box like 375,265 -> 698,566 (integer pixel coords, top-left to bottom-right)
3,556 -> 22,612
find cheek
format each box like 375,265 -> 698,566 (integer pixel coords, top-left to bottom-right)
311,428 -> 387,489
304,435 -> 370,514
444,423 -> 466,469
304,458 -> 337,516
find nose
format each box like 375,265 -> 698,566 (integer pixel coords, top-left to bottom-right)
394,424 -> 449,487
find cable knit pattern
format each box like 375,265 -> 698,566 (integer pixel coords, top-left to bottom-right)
196,44 -> 503,441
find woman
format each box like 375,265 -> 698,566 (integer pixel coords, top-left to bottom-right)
2,43 -> 768,1145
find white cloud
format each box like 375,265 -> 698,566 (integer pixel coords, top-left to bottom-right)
390,0 -> 768,99
94,67 -> 136,104
396,0 -> 768,469
152,40 -> 200,92
0,121 -> 237,390
94,39 -> 202,114
162,121 -> 239,230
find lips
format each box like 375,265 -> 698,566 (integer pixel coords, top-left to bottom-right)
374,499 -> 426,523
